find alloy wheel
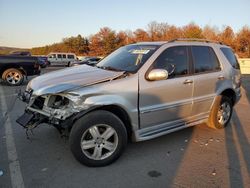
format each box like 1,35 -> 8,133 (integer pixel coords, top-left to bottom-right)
80,124 -> 118,160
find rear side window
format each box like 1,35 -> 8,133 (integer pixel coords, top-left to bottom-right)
153,46 -> 189,78
62,54 -> 66,58
192,46 -> 221,73
220,47 -> 240,69
67,55 -> 75,59
57,54 -> 62,58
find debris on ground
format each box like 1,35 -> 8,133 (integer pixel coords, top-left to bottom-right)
0,170 -> 3,176
41,168 -> 48,172
212,169 -> 216,176
167,151 -> 171,156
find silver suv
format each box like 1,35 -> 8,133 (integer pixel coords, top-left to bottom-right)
17,39 -> 241,167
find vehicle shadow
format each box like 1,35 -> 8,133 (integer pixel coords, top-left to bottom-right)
224,111 -> 250,188
224,75 -> 250,187
224,120 -> 244,188
241,75 -> 250,102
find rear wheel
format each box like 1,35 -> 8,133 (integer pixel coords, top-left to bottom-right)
2,68 -> 24,86
208,95 -> 233,129
69,110 -> 127,167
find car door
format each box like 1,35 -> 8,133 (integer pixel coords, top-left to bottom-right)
190,45 -> 223,117
62,54 -> 67,66
54,54 -> 61,66
139,46 -> 194,128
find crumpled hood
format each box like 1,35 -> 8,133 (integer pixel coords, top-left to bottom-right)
28,65 -> 124,95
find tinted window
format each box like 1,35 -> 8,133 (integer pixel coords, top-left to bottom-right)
62,54 -> 66,58
153,46 -> 189,78
192,46 -> 220,73
221,47 -> 240,69
57,54 -> 62,58
68,55 -> 75,59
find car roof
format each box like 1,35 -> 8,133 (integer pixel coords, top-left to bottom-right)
135,38 -> 229,48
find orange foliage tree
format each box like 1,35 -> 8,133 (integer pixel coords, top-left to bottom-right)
30,22 -> 250,58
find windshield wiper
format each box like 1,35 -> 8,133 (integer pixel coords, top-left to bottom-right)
96,66 -> 124,72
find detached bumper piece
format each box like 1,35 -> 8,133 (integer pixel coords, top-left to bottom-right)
16,112 -> 46,129
16,112 -> 35,128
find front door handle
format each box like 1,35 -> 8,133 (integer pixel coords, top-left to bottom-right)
183,79 -> 193,84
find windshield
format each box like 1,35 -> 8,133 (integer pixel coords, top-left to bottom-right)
97,44 -> 159,73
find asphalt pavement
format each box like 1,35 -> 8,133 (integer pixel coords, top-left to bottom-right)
0,67 -> 250,188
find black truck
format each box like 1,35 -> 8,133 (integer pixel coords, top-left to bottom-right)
0,55 -> 41,86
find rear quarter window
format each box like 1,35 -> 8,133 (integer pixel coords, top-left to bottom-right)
220,47 -> 240,69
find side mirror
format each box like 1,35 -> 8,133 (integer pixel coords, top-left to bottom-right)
147,69 -> 168,81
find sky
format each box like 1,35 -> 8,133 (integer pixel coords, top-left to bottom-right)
0,0 -> 249,48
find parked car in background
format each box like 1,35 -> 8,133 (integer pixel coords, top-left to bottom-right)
0,55 -> 40,86
17,39 -> 241,166
9,51 -> 31,56
47,53 -> 77,67
37,56 -> 48,68
69,57 -> 102,67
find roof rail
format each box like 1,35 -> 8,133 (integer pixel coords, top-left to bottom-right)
168,38 -> 224,45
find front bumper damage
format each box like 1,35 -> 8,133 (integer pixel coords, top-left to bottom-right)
16,89 -> 86,135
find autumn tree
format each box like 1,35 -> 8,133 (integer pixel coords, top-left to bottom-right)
89,27 -> 118,56
27,21 -> 250,58
63,34 -> 89,54
218,26 -> 235,49
235,26 -> 250,57
202,25 -> 219,41
133,29 -> 150,42
183,23 -> 203,38
164,25 -> 183,40
147,21 -> 169,41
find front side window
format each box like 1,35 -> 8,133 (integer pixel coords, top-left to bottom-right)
57,54 -> 62,58
152,46 -> 189,78
62,54 -> 66,58
192,46 -> 221,73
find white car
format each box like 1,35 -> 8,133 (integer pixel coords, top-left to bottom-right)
47,53 -> 77,67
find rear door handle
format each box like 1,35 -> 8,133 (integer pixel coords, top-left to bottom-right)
218,75 -> 225,80
183,79 -> 193,84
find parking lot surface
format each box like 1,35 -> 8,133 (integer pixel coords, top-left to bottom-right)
1,67 -> 250,188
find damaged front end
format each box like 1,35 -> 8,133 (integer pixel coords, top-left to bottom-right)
16,89 -> 88,135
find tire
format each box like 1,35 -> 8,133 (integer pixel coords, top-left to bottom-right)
2,68 -> 24,86
207,95 -> 233,129
67,62 -> 70,67
69,110 -> 128,167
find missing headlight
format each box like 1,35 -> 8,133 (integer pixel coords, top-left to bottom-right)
47,95 -> 69,109
31,96 -> 45,109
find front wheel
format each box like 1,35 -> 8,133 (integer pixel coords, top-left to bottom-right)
207,95 -> 233,129
69,110 -> 127,167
